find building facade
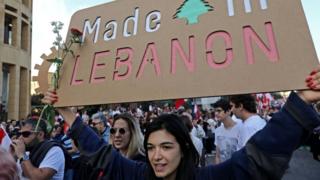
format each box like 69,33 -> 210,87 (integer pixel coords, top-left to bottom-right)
0,0 -> 32,121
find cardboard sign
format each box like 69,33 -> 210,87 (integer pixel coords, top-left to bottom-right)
55,0 -> 318,107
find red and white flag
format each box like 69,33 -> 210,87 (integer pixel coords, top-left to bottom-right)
194,104 -> 201,120
256,93 -> 274,109
175,99 -> 185,109
0,125 -> 11,151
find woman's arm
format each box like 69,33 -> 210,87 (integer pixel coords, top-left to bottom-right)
242,91 -> 320,179
42,91 -> 105,154
202,67 -> 320,180
201,91 -> 320,180
238,65 -> 320,179
66,116 -> 106,154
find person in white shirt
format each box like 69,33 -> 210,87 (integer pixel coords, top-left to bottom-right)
230,94 -> 266,148
231,114 -> 243,124
11,118 -> 65,180
181,113 -> 203,158
213,99 -> 242,164
191,118 -> 206,140
207,118 -> 217,135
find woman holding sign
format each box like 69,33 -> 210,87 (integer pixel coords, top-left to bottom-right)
42,67 -> 320,180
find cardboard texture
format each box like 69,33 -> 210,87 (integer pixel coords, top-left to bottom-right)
54,0 -> 318,107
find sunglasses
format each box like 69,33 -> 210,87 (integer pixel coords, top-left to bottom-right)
110,128 -> 126,135
92,122 -> 102,126
18,131 -> 36,138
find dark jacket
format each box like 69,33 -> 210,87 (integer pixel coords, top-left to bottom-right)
68,92 -> 320,180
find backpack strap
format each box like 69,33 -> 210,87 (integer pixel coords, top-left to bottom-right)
30,140 -> 61,167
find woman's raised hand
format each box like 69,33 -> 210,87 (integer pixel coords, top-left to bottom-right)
41,90 -> 77,126
41,90 -> 58,105
298,65 -> 320,104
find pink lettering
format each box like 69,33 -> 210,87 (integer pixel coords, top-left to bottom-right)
206,31 -> 233,69
113,47 -> 134,81
136,43 -> 161,78
70,55 -> 84,85
89,51 -> 110,84
171,36 -> 195,74
243,22 -> 279,64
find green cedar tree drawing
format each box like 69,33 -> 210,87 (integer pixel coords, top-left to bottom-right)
174,0 -> 213,25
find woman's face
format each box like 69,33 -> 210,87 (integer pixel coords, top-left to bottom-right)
147,129 -> 182,180
111,119 -> 131,152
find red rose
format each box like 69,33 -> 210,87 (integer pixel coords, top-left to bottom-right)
70,28 -> 83,36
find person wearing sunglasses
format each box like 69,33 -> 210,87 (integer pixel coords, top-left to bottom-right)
51,122 -> 64,142
91,112 -> 110,144
11,118 -> 65,180
109,113 -> 145,161
43,66 -> 320,180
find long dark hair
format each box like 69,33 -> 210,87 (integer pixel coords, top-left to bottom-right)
144,114 -> 199,180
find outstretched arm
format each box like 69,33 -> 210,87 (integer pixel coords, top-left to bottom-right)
243,91 -> 320,179
42,92 -> 146,179
236,66 -> 320,179
202,66 -> 320,180
42,91 -> 105,154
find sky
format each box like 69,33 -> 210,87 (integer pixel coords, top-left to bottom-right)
32,0 -> 113,76
32,0 -> 320,76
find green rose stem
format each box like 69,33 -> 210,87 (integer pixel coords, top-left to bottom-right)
35,22 -> 82,133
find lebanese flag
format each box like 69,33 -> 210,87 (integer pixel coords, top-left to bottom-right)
175,99 -> 185,109
0,125 -> 11,151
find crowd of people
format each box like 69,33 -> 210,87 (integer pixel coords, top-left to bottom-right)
0,68 -> 320,179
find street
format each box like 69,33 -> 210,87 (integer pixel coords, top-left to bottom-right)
283,148 -> 320,180
205,148 -> 320,179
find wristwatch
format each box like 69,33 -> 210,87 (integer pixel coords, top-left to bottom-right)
19,153 -> 29,163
